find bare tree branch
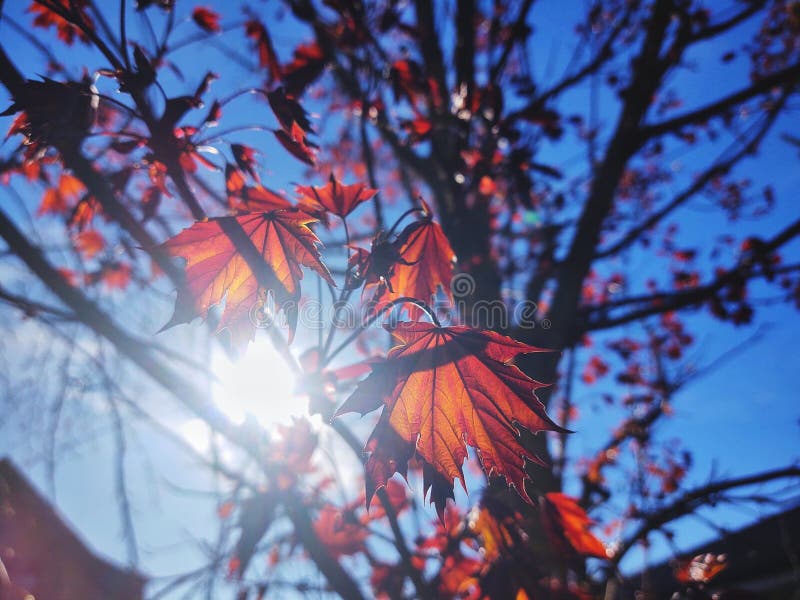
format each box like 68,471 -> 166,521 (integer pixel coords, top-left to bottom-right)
596,93 -> 786,259
641,62 -> 800,140
611,465 -> 800,567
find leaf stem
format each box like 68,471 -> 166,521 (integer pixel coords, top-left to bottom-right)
387,206 -> 426,237
322,296 -> 440,368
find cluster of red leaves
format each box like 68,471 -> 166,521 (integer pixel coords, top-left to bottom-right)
296,174 -> 377,219
163,160 -> 565,518
7,5 -> 589,589
192,8 -> 327,96
223,419 -> 322,579
158,125 -> 565,539
223,445 -> 415,584
147,62 -> 565,521
28,0 -> 93,46
385,493 -> 606,599
38,172 -> 84,216
1,77 -> 94,154
0,146 -> 130,289
347,200 -> 456,309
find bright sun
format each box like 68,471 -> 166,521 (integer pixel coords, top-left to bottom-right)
179,341 -> 312,454
211,342 -> 304,430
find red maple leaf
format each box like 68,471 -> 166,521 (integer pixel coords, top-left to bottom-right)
225,166 -> 292,213
296,174 -> 377,218
274,122 -> 316,166
161,208 -> 333,347
28,0 -> 93,45
73,229 -> 105,259
542,493 -> 607,559
245,20 -> 281,82
312,505 -> 368,558
282,42 -> 326,97
192,7 -> 220,33
384,213 -> 456,302
267,87 -> 313,134
339,323 -> 565,508
361,204 -> 456,313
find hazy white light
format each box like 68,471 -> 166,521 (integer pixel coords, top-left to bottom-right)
211,342 -> 303,430
180,418 -> 211,454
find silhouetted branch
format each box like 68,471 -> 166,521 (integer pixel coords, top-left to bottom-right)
642,62 -> 800,140
596,94 -> 786,258
584,218 -> 800,332
611,465 -> 800,567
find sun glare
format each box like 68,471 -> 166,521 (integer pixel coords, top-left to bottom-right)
210,342 -> 305,430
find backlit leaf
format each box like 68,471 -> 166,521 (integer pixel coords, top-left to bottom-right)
339,323 -> 564,509
161,209 -> 333,347
274,122 -> 316,166
296,174 -> 377,218
543,493 -> 607,559
313,505 -> 367,558
245,20 -> 281,82
381,214 -> 456,304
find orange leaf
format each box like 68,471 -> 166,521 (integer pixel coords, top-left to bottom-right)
469,505 -> 518,564
73,230 -> 105,259
217,500 -> 235,520
274,121 -> 316,166
296,174 -> 377,218
226,165 -> 290,213
98,263 -> 131,291
225,163 -> 246,196
70,196 -> 101,230
245,20 -> 281,82
38,173 -> 85,215
543,493 -> 607,558
239,186 -> 293,213
339,323 -> 564,507
374,210 -> 456,307
438,553 -> 482,598
161,209 -> 333,347
313,505 -> 367,558
478,175 -> 497,196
